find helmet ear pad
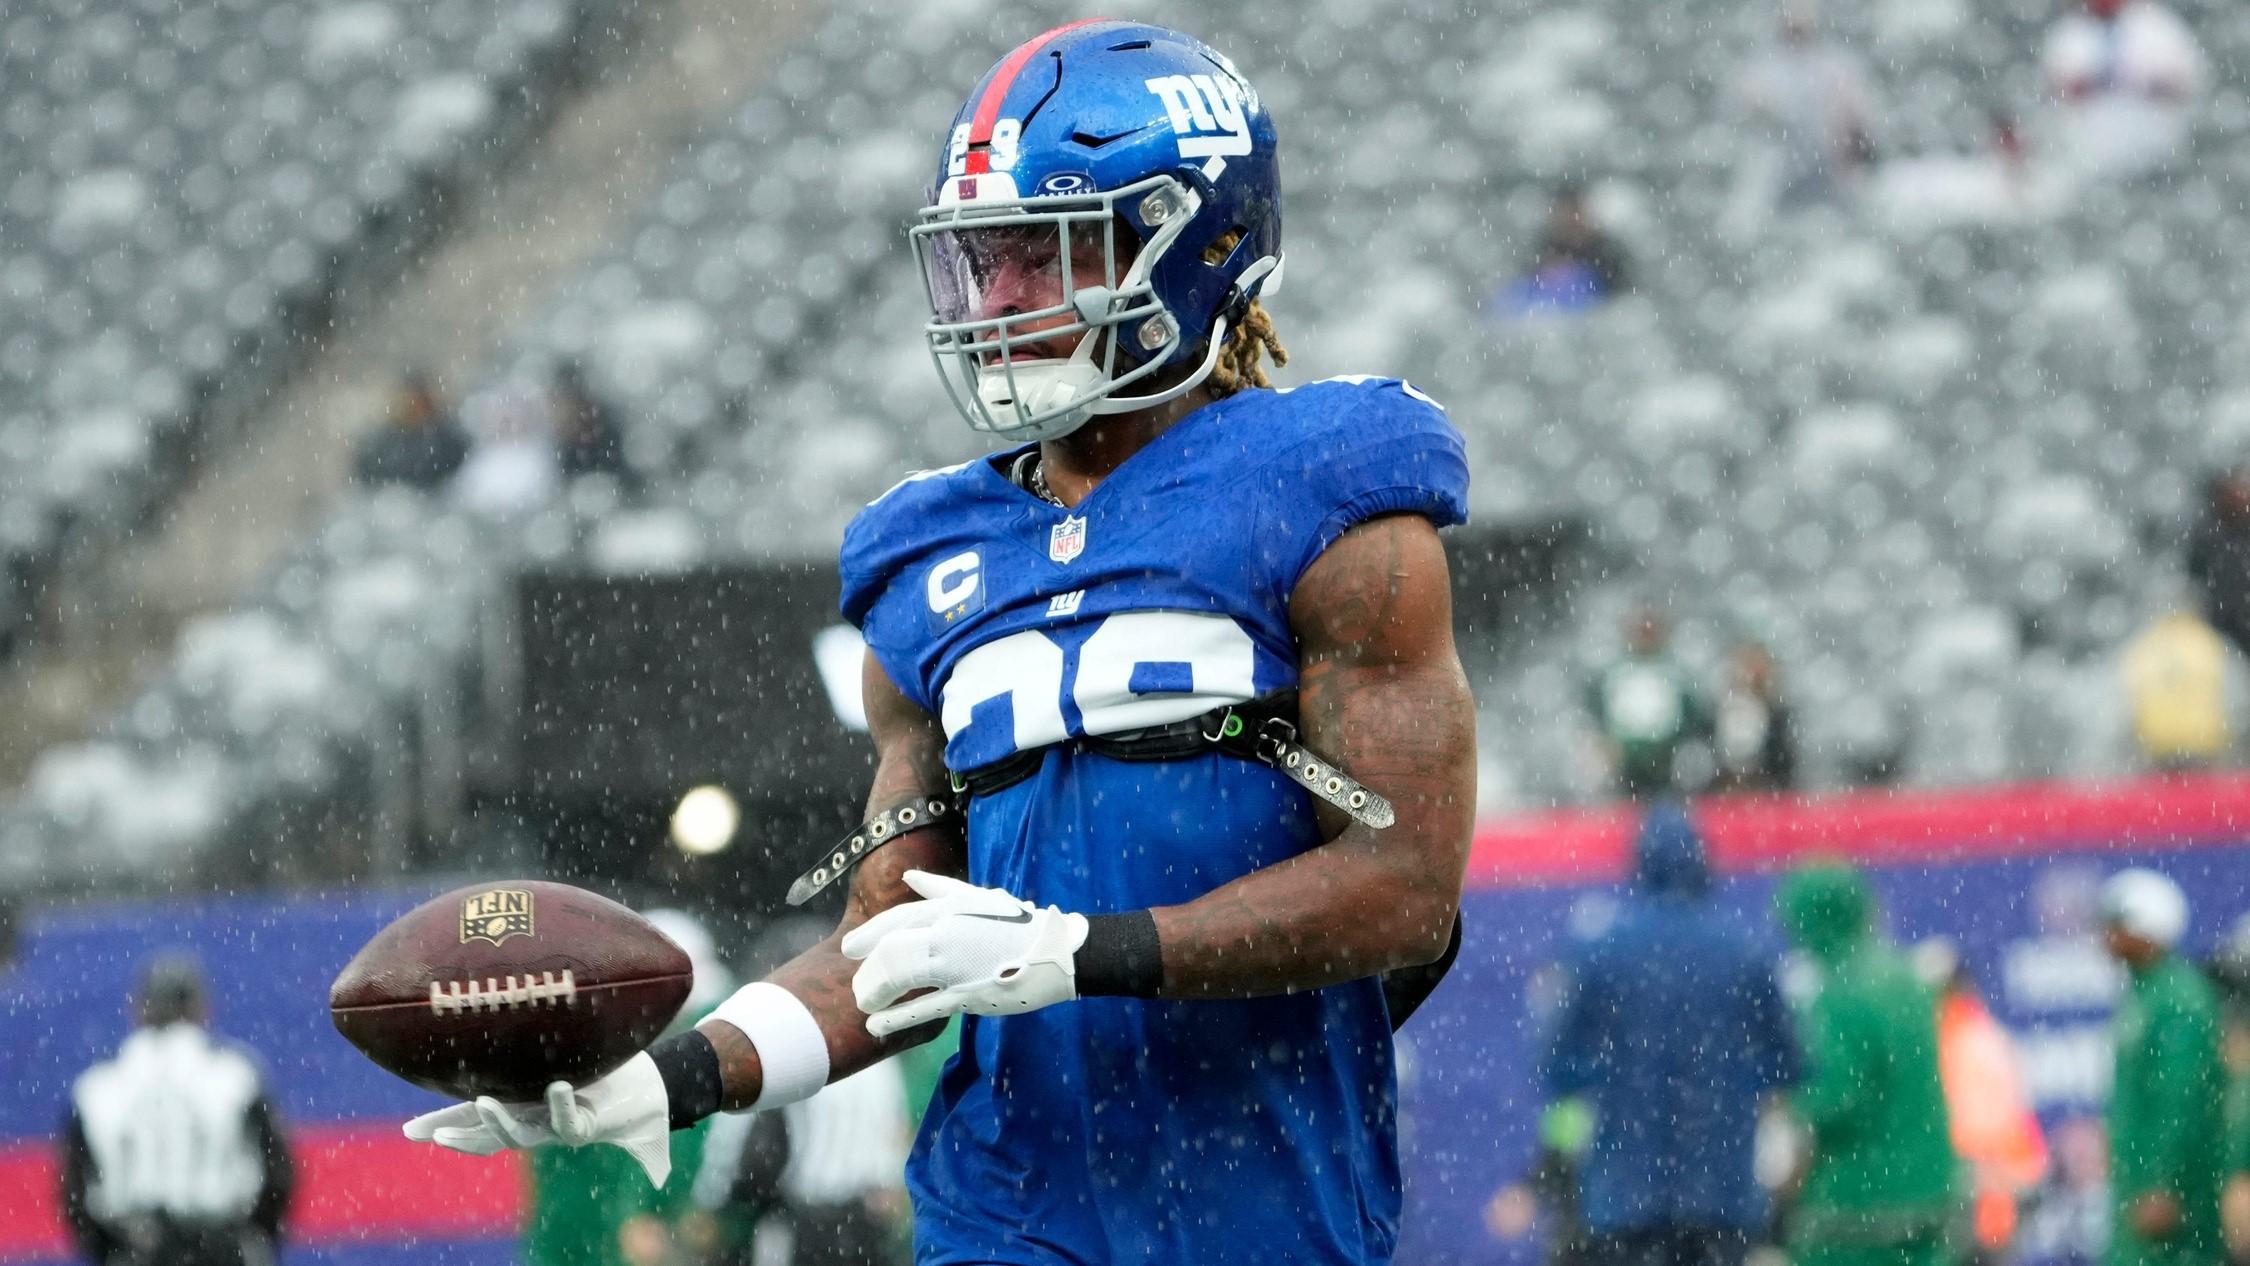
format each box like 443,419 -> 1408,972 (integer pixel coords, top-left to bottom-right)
1123,165 -> 1279,371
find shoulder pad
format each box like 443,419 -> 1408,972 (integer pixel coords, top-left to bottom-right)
839,457 -> 994,628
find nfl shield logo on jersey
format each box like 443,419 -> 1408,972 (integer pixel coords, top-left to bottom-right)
1049,515 -> 1088,564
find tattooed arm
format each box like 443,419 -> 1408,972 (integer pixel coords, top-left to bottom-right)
1147,512 -> 1477,998
700,650 -> 966,1109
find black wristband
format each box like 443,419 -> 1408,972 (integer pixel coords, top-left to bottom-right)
1076,910 -> 1165,997
648,1029 -> 724,1131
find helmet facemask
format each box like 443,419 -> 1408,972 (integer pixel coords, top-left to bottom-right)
913,174 -> 1222,444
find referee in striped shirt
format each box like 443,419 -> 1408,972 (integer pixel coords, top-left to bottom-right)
59,957 -> 293,1266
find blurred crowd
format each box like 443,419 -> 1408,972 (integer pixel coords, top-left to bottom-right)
353,362 -> 639,516
1581,607 -> 1800,799
1581,568 -> 2249,802
1489,0 -> 2209,287
1492,805 -> 2250,1266
1479,0 -> 2242,806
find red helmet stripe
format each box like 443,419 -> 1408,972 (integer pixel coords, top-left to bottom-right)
967,19 -> 1109,147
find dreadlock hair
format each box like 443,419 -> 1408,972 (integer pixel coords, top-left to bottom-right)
1207,298 -> 1288,396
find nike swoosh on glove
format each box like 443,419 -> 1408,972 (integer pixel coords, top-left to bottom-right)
841,870 -> 1090,1038
401,1050 -> 673,1186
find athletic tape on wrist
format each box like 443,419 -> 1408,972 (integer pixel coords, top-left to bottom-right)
1076,910 -> 1164,997
706,981 -> 830,1111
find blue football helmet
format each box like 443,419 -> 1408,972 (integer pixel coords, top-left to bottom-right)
912,21 -> 1284,443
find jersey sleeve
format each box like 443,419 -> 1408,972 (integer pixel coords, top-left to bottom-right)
837,467 -> 971,716
837,506 -> 893,632
837,509 -> 931,715
1253,378 -> 1471,592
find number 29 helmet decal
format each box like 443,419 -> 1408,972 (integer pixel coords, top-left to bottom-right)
912,21 -> 1284,443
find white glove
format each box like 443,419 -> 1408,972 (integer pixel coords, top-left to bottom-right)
841,870 -> 1089,1038
401,1050 -> 673,1186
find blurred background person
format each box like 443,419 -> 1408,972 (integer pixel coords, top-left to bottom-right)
0,898 -> 21,1036
0,894 -> 19,975
1585,607 -> 1713,800
1543,803 -> 1798,1266
1774,863 -> 1957,1266
2018,1115 -> 2115,1266
1731,1 -> 1880,215
2101,869 -> 2225,1266
2120,591 -> 2239,774
351,370 -> 469,492
693,1061 -> 914,1266
551,361 -> 636,491
59,956 -> 293,1266
1498,185 -> 1630,317
2188,467 -> 2250,663
1713,639 -> 1798,794
524,908 -> 731,1266
1866,107 -> 2064,232
1486,1098 -> 1598,1266
1915,938 -> 2049,1265
687,915 -> 918,1266
2205,919 -> 2250,1266
452,380 -> 562,518
2041,0 -> 2207,182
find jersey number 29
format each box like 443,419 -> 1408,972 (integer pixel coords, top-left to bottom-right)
939,611 -> 1257,764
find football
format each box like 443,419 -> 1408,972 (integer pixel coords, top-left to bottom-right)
330,880 -> 693,1100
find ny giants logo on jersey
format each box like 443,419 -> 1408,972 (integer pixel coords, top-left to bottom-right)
1144,70 -> 1255,178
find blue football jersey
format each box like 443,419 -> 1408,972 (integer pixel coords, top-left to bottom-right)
838,377 -> 1470,1266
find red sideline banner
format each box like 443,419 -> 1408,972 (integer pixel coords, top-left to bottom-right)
1468,772 -> 2250,888
0,1123 -> 524,1263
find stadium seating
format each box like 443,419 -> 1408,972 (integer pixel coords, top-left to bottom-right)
0,0 -> 598,655
7,0 -> 2249,886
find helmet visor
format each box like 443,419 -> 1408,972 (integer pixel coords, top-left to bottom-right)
916,209 -> 1121,329
909,174 -> 1194,443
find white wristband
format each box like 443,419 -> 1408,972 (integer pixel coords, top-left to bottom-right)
705,981 -> 831,1111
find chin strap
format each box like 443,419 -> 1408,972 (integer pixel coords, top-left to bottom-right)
1088,314 -> 1230,415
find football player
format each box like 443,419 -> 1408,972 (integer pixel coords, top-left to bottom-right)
406,22 -> 1476,1264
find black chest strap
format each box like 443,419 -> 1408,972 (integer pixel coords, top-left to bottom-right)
783,693 -> 1393,907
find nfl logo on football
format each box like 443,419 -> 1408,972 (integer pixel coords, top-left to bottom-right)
459,889 -> 535,946
1049,515 -> 1087,565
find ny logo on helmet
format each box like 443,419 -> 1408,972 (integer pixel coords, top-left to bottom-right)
1144,73 -> 1254,178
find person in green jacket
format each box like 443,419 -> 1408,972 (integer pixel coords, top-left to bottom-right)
1583,606 -> 1714,800
1776,863 -> 1958,1266
2101,868 -> 2227,1266
524,909 -> 728,1266
2203,919 -> 2250,1266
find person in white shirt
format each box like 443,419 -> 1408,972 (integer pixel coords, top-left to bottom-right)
59,958 -> 293,1266
450,381 -> 561,518
694,1063 -> 912,1266
1733,4 -> 1881,212
2042,0 -> 2207,181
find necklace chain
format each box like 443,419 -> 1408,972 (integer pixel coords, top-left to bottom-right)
1029,454 -> 1065,507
